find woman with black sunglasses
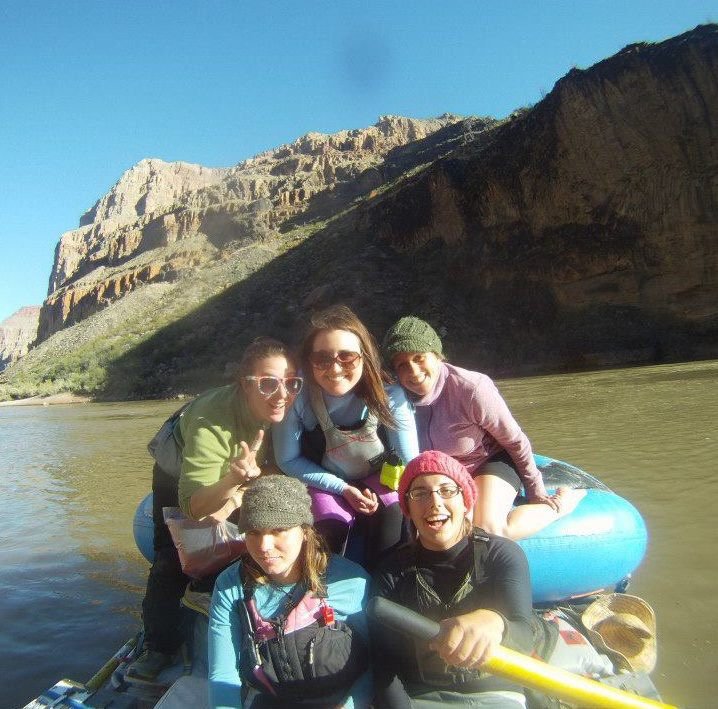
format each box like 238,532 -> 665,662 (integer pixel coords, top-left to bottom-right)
130,337 -> 304,681
273,304 -> 419,570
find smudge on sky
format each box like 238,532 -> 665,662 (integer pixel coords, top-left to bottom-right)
335,28 -> 395,96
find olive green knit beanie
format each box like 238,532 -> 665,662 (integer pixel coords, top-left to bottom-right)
238,475 -> 314,532
382,316 -> 443,363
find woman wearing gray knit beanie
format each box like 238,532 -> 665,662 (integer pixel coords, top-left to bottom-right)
382,316 -> 586,541
208,474 -> 372,708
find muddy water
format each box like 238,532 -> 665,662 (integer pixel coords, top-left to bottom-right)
2,360 -> 716,707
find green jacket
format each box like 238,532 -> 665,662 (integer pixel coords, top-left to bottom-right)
177,384 -> 271,516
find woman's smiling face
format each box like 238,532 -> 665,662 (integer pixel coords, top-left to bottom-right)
391,351 -> 441,398
310,329 -> 363,397
407,473 -> 469,551
241,355 -> 300,423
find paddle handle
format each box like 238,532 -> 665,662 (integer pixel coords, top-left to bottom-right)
368,597 -> 677,709
367,596 -> 440,641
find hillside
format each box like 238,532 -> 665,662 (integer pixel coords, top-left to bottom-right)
1,24 -> 717,401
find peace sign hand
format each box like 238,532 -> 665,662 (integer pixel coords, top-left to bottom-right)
228,428 -> 264,487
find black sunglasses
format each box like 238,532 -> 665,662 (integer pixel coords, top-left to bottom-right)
308,350 -> 362,370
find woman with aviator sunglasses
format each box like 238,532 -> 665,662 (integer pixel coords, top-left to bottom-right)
273,304 -> 419,570
130,337 -> 304,681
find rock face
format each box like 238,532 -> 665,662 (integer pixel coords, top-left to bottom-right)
360,24 -> 718,369
0,307 -> 40,371
39,115 -> 465,341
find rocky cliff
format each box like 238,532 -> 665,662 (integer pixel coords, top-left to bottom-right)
39,115 -> 467,341
359,24 -> 718,370
0,307 -> 40,371
2,25 -> 717,400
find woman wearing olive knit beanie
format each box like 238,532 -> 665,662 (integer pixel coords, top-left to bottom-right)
382,316 -> 586,540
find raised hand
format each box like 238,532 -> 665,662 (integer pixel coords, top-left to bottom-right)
228,428 -> 264,487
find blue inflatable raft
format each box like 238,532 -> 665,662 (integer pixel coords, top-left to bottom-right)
518,455 -> 646,603
133,454 -> 647,604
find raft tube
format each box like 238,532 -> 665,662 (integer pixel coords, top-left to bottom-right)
132,454 -> 648,604
132,492 -> 155,564
520,455 -> 647,603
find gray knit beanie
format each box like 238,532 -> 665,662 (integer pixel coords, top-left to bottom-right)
238,475 -> 314,533
382,316 -> 443,364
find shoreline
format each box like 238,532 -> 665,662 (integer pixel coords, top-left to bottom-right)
0,393 -> 93,407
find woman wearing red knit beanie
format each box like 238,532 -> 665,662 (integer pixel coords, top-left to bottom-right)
370,450 -> 535,708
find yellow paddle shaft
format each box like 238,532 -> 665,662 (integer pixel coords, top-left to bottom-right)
85,635 -> 138,692
484,646 -> 677,709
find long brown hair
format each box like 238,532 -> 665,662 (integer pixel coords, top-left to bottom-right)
300,304 -> 396,429
301,526 -> 331,595
243,525 -> 330,595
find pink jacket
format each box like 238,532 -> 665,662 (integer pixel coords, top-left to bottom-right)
412,362 -> 547,499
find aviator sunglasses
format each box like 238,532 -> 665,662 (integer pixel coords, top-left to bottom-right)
243,376 -> 304,397
309,350 -> 362,370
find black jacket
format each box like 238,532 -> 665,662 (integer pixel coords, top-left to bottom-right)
370,530 -> 534,707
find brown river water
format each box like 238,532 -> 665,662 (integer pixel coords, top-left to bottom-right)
1,359 -> 716,708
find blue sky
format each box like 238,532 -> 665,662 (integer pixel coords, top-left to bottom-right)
0,1 -> 714,322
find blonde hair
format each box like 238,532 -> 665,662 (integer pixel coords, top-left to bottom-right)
301,526 -> 331,595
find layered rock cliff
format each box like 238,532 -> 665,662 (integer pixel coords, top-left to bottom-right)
39,115 -> 467,341
0,307 -> 40,371
360,24 -> 718,369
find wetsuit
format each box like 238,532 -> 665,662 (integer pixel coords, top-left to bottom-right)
371,532 -> 534,707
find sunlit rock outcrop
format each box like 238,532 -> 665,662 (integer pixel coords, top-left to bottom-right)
0,307 -> 40,371
38,115 -> 463,340
6,25 -> 717,399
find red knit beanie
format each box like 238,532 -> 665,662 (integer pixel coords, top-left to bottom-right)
398,450 -> 477,516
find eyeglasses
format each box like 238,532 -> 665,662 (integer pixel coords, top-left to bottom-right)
405,484 -> 461,502
243,376 -> 304,397
308,350 -> 362,370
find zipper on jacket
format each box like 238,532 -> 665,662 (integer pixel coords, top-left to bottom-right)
307,636 -> 317,679
273,616 -> 295,679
